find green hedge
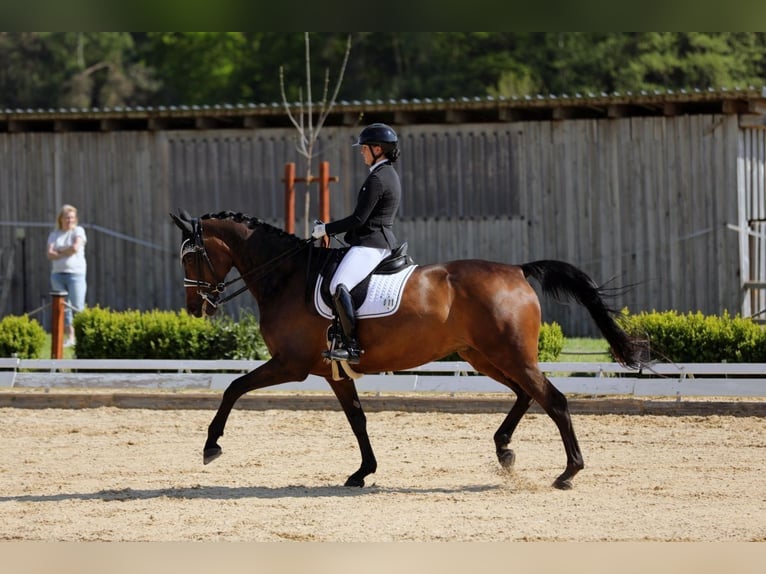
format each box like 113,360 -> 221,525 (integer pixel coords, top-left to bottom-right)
619,310 -> 766,363
73,307 -> 270,360
0,310 -> 562,362
6,307 -> 764,364
537,322 -> 565,361
0,315 -> 47,359
72,308 -> 563,362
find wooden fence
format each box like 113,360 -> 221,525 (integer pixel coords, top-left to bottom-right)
0,113 -> 753,335
2,358 -> 765,399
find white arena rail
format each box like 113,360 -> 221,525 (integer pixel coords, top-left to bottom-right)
1,359 -> 765,398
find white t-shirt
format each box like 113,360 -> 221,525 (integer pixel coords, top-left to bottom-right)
48,226 -> 87,274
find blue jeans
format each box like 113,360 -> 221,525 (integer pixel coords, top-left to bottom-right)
50,272 -> 87,328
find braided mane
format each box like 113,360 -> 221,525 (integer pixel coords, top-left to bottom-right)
199,211 -> 304,246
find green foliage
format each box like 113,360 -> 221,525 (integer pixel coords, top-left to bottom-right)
3,33 -> 766,108
619,310 -> 766,363
0,315 -> 47,359
0,32 -> 155,109
537,322 -> 565,362
140,32 -> 249,105
73,306 -> 269,360
232,310 -> 271,359
560,337 -> 612,362
198,309 -> 271,360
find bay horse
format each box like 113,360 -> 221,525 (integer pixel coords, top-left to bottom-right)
171,210 -> 647,489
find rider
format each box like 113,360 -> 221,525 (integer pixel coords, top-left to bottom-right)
312,122 -> 402,364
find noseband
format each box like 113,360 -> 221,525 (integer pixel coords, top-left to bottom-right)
179,217 -> 311,314
180,244 -> 226,314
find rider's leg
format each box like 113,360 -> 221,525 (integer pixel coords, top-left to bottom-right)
325,246 -> 390,363
327,284 -> 363,364
329,246 -> 390,295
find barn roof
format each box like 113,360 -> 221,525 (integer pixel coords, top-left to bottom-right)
3,86 -> 766,132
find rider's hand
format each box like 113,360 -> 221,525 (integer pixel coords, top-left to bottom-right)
311,223 -> 326,239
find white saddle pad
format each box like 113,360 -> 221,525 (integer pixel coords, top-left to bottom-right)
313,265 -> 417,319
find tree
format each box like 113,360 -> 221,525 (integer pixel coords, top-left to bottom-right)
280,33 -> 352,237
0,32 -> 156,109
3,32 -> 766,110
137,32 -> 248,105
61,32 -> 157,108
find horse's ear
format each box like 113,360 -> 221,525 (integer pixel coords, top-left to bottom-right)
170,211 -> 193,235
178,208 -> 193,221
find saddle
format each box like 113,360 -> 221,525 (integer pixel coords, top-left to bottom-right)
317,242 -> 414,311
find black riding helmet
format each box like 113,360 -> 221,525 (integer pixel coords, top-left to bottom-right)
353,123 -> 400,163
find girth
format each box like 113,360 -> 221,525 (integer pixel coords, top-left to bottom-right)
317,242 -> 414,310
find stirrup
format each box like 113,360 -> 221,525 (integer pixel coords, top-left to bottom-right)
323,346 -> 363,365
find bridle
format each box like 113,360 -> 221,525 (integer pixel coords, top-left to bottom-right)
179,217 -> 311,314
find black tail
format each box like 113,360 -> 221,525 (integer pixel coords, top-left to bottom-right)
521,260 -> 648,368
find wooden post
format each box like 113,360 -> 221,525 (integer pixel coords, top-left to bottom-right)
284,162 -> 296,234
50,291 -> 66,359
283,161 -> 338,238
319,161 -> 331,224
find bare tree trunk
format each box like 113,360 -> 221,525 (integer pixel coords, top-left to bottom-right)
303,166 -> 312,237
280,34 -> 352,238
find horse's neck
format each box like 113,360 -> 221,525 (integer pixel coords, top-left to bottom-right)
234,227 -> 306,299
210,224 -> 247,265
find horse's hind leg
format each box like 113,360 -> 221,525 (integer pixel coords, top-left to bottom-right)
548,384 -> 583,489
516,367 -> 584,489
463,350 -> 583,489
459,349 -> 532,471
493,386 -> 532,470
327,376 -> 377,487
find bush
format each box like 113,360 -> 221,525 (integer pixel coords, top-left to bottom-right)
439,321 -> 564,362
199,309 -> 271,360
537,321 -> 565,362
73,307 -> 270,360
217,309 -> 271,360
0,315 -> 47,358
619,310 -> 766,363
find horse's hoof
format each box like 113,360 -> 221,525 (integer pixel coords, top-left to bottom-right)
203,445 -> 222,465
344,475 -> 365,487
497,449 -> 516,469
553,477 -> 573,490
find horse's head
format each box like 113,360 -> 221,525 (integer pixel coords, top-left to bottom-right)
170,210 -> 234,317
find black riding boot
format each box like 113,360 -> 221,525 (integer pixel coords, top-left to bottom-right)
327,284 -> 363,364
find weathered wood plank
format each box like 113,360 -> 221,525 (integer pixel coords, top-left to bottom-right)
0,116 -> 752,336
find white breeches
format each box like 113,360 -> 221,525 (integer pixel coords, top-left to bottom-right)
330,245 -> 391,294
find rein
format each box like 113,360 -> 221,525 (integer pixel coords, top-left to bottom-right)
181,218 -> 312,311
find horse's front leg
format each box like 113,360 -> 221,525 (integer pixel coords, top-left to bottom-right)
204,357 -> 305,465
327,377 -> 377,487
